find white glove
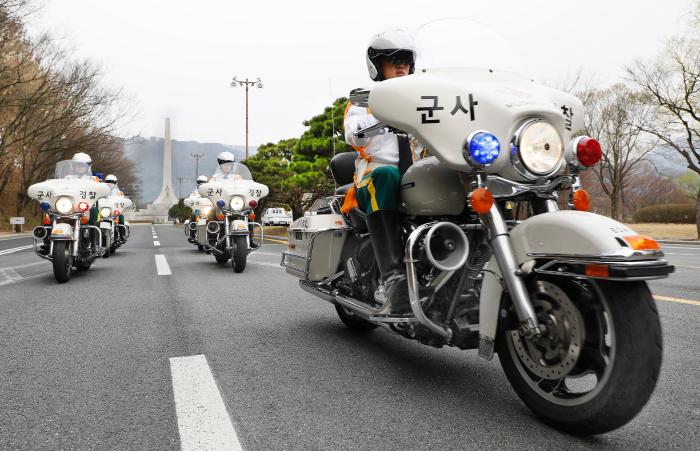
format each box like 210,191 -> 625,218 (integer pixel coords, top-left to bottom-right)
356,116 -> 386,137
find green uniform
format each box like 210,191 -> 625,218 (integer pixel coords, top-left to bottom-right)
356,165 -> 401,214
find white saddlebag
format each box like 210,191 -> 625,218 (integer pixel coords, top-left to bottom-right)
283,214 -> 348,282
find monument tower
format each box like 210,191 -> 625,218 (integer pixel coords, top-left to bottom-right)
150,117 -> 178,208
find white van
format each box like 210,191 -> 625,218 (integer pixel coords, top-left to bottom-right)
262,207 -> 293,226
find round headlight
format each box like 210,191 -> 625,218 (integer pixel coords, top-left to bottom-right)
55,197 -> 73,214
100,207 -> 111,218
514,120 -> 563,175
202,207 -> 211,215
230,196 -> 245,211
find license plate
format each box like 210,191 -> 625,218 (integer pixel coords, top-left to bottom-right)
100,221 -> 112,229
52,224 -> 70,236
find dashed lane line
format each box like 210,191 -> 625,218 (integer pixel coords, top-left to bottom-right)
154,254 -> 171,275
0,245 -> 33,256
154,241 -> 161,247
169,355 -> 243,451
654,295 -> 700,306
0,271 -> 51,287
675,265 -> 700,270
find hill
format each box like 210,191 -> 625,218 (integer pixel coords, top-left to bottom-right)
123,137 -> 257,206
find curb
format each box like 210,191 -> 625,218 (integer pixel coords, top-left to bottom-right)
657,239 -> 700,246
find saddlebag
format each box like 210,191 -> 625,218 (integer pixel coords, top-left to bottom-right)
282,213 -> 349,282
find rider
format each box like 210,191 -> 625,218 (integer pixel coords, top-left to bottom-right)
71,152 -> 100,248
190,175 -> 209,224
104,174 -> 126,241
343,28 -> 417,315
210,151 -> 242,181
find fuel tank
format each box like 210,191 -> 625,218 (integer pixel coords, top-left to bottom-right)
400,156 -> 466,216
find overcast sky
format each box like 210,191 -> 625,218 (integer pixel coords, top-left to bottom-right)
29,0 -> 692,146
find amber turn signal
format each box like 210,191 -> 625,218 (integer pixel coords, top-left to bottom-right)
216,213 -> 225,221
80,216 -> 89,225
572,189 -> 590,211
585,263 -> 609,278
249,212 -> 256,221
42,215 -> 51,225
623,235 -> 660,251
470,188 -> 494,214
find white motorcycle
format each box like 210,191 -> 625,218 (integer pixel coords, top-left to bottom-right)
198,162 -> 268,272
97,191 -> 132,255
183,193 -> 213,252
27,160 -> 112,283
281,20 -> 674,434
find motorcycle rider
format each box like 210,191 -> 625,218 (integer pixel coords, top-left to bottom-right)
210,151 -> 243,181
189,175 -> 209,227
71,152 -> 101,248
104,174 -> 126,241
342,28 -> 417,315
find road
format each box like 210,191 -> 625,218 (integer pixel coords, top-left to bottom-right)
0,224 -> 698,450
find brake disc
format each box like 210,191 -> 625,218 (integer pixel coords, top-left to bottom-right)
509,281 -> 585,380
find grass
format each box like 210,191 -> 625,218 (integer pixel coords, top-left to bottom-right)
625,223 -> 699,241
263,226 -> 288,238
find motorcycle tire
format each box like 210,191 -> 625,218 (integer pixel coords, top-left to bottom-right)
231,236 -> 247,273
335,305 -> 377,332
497,278 -> 661,435
215,251 -> 230,264
52,241 -> 72,283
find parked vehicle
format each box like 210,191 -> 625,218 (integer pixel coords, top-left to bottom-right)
262,207 -> 292,226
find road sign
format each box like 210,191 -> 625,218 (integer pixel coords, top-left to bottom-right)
9,217 -> 25,225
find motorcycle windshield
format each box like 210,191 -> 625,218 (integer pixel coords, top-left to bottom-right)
212,162 -> 252,180
54,160 -> 93,179
415,18 -> 525,75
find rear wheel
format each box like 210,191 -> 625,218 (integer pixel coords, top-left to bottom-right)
51,241 -> 72,283
497,277 -> 662,435
231,236 -> 247,273
335,305 -> 377,332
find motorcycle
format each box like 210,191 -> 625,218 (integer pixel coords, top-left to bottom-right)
27,160 -> 112,283
183,193 -> 213,252
97,191 -> 132,255
198,162 -> 268,272
281,20 -> 674,435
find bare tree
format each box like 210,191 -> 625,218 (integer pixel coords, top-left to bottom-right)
583,83 -> 661,220
627,1 -> 700,237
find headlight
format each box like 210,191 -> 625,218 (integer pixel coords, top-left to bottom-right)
201,207 -> 211,216
513,120 -> 563,175
230,196 -> 245,211
100,207 -> 111,218
55,197 -> 73,214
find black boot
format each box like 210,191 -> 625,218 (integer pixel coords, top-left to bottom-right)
365,210 -> 410,315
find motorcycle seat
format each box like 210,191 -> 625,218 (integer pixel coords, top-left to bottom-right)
330,152 -> 356,186
335,183 -> 352,195
348,208 -> 368,231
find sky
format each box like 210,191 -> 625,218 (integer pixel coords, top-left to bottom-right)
27,0 -> 693,146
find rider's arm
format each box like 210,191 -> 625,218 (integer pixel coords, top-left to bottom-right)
344,103 -> 382,149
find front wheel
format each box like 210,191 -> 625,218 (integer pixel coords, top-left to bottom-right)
52,241 -> 72,283
497,278 -> 662,435
231,236 -> 247,273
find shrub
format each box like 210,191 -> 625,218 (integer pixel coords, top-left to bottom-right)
632,203 -> 697,224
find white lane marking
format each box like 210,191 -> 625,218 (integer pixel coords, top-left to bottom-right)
675,265 -> 700,270
0,260 -> 46,271
169,355 -> 243,451
0,272 -> 51,287
662,246 -> 700,250
154,241 -> 161,247
0,245 -> 33,256
155,254 -> 171,275
664,253 -> 696,256
655,295 -> 700,306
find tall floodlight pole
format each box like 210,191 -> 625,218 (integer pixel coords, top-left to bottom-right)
189,152 -> 205,181
230,76 -> 263,160
175,177 -> 187,199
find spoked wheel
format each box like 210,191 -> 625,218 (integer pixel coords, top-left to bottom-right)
231,236 -> 247,273
335,305 -> 377,332
498,277 -> 662,435
51,241 -> 73,283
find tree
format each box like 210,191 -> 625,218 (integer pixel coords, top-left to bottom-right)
675,170 -> 700,202
168,199 -> 191,223
627,1 -> 700,237
583,84 -> 661,220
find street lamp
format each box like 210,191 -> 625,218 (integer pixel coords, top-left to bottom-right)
189,152 -> 205,181
175,176 -> 187,199
230,76 -> 263,160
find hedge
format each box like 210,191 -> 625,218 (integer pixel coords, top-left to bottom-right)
632,203 -> 697,224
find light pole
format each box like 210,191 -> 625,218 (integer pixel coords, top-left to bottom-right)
175,176 -> 186,199
189,152 -> 205,181
230,76 -> 263,160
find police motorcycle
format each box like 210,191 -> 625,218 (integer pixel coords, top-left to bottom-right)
198,158 -> 268,272
27,156 -> 112,283
96,175 -> 132,256
281,20 -> 674,435
183,175 -> 214,252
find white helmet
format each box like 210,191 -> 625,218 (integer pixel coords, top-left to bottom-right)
366,28 -> 416,81
196,175 -> 208,185
105,174 -> 118,184
217,151 -> 235,165
72,152 -> 92,165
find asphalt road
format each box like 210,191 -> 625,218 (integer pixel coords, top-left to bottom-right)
0,225 -> 698,450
